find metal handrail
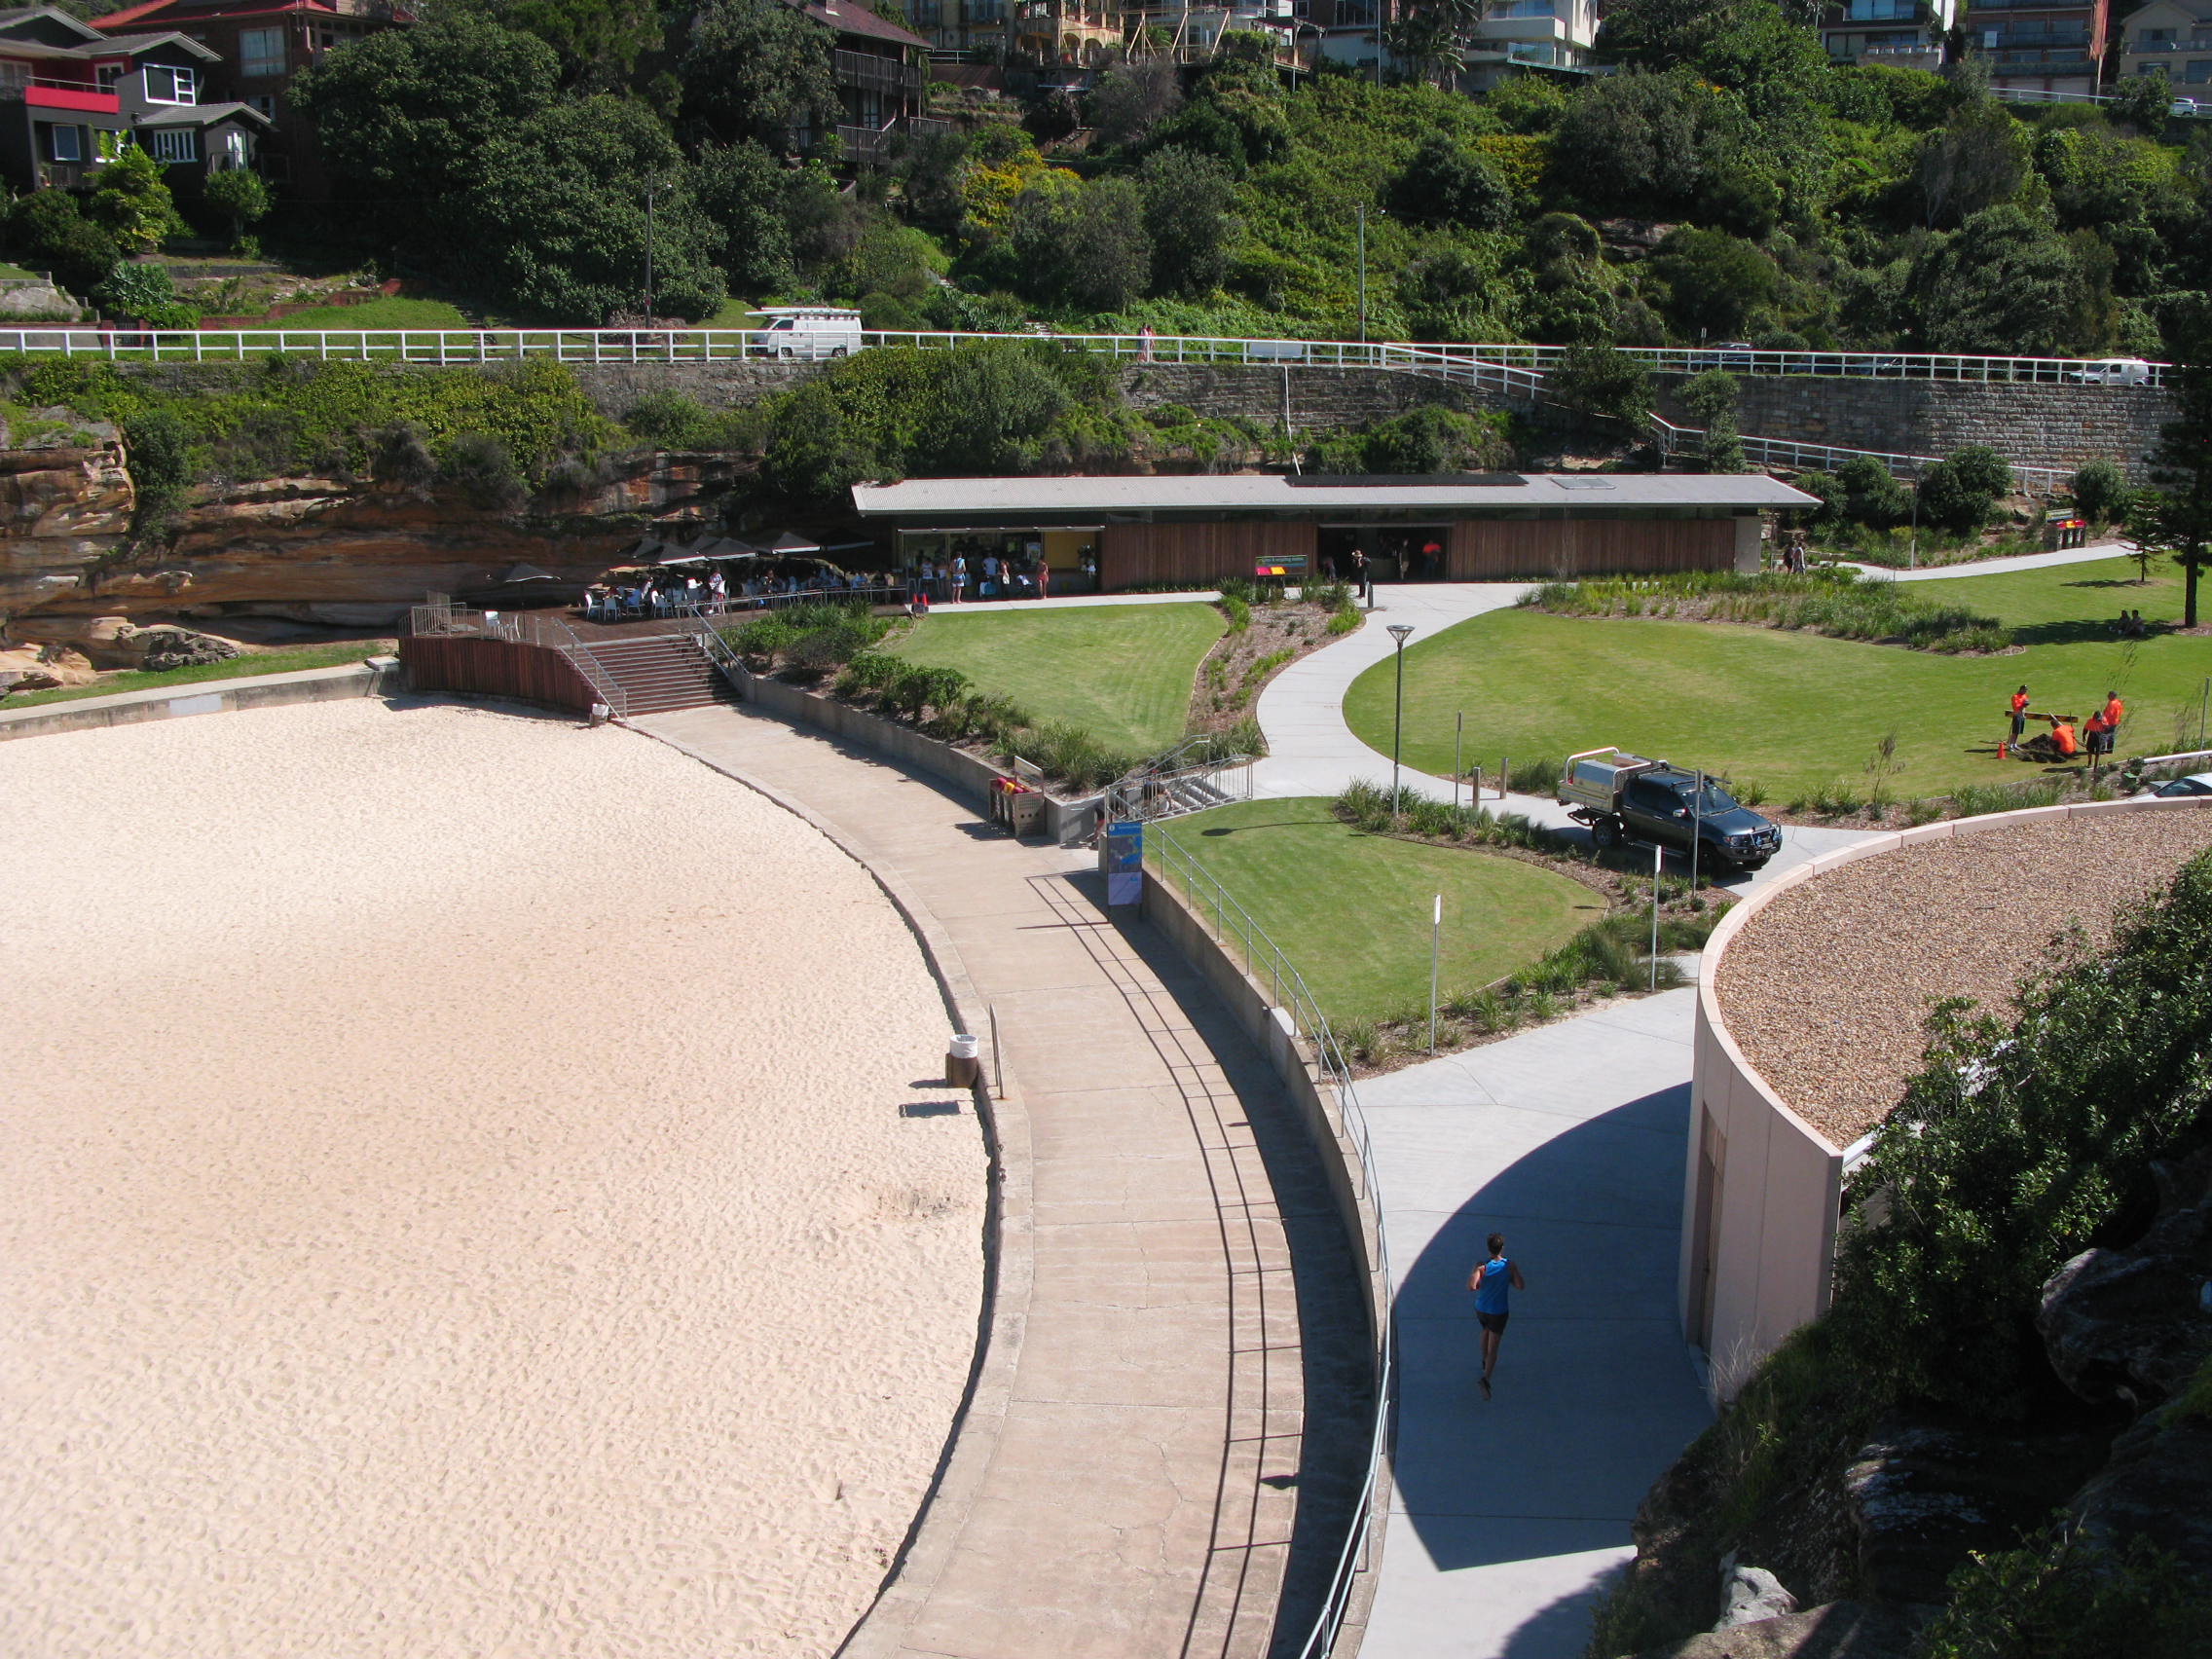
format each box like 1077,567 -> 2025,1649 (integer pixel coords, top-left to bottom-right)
1145,825 -> 1394,1659
525,613 -> 628,717
0,323 -> 2170,387
1648,412 -> 2071,495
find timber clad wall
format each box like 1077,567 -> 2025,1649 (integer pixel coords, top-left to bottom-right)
399,637 -> 597,712
1447,517 -> 1738,579
1100,521 -> 1318,588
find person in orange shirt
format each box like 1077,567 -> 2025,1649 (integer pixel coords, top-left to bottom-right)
2084,709 -> 2110,757
2009,684 -> 2030,744
2101,691 -> 2124,756
2050,715 -> 2080,757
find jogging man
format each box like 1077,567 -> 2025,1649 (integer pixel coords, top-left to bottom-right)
1468,1231 -> 1526,1400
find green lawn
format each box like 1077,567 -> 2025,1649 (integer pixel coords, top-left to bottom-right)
3,642 -> 388,710
1346,557 -> 2208,800
253,296 -> 472,331
1154,796 -> 1605,1023
885,603 -> 1225,754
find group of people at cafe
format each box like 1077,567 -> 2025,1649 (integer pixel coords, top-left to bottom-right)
909,539 -> 1088,605
584,565 -> 891,621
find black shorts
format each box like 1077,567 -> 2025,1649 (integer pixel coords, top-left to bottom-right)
1477,1310 -> 1509,1335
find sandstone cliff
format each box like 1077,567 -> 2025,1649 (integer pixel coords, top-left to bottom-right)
0,433 -> 738,639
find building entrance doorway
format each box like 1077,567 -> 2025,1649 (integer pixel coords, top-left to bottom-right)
1316,524 -> 1453,583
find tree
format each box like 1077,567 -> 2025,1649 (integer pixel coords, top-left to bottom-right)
1382,0 -> 1490,90
461,96 -> 726,321
1140,147 -> 1236,298
2133,299 -> 2212,628
1649,228 -> 1779,339
1910,204 -> 2083,355
1360,405 -> 1512,473
1546,344 -> 1653,427
2070,458 -> 2129,526
504,0 -> 663,90
682,0 -> 837,151
1551,71 -> 1703,217
201,167 -> 270,251
1837,454 -> 1910,528
690,140 -> 794,293
85,145 -> 187,254
1009,176 -> 1151,312
1087,58 -> 1181,151
1390,134 -> 1513,232
292,14 -> 560,246
2107,66 -> 2172,136
121,408 -> 190,542
6,190 -> 122,298
1915,459 -> 1992,534
1916,102 -> 2031,230
1678,368 -> 1744,472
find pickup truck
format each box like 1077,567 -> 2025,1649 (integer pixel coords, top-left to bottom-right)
1560,749 -> 1782,871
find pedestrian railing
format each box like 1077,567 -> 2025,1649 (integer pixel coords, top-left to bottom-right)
518,611 -> 628,717
1649,413 -> 2073,496
1146,825 -> 1394,1659
0,323 -> 2168,387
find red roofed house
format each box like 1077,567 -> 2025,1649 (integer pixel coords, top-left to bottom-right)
92,0 -> 410,194
0,5 -> 273,194
778,0 -> 932,166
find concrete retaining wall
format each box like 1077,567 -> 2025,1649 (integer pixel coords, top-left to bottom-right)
1686,792 -> 2212,1401
0,656 -> 401,742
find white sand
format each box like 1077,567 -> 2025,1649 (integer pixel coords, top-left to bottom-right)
0,699 -> 985,1659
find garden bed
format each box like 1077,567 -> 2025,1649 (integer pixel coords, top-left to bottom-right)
1185,580 -> 1362,736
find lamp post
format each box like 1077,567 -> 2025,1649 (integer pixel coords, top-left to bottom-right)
644,183 -> 656,321
1428,891 -> 1442,1054
1388,622 -> 1415,816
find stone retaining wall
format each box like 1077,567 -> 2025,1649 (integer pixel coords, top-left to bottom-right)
1707,379 -> 2174,482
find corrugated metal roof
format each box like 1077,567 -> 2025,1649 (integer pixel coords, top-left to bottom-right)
852,473 -> 1821,516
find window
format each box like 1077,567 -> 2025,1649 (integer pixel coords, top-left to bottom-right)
47,123 -> 82,162
146,127 -> 198,163
96,62 -> 124,90
0,60 -> 27,91
1491,0 -> 1556,16
238,26 -> 285,78
143,64 -> 197,104
247,93 -> 277,119
2189,56 -> 2212,80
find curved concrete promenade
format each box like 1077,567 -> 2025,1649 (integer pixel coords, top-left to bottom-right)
634,702 -> 1372,1659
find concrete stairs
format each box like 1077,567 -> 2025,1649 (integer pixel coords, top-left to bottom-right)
576,634 -> 738,716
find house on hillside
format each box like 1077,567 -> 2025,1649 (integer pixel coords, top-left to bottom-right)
0,6 -> 270,194
777,0 -> 936,164
92,0 -> 412,193
1307,0 -> 1601,86
2114,0 -> 2212,87
899,0 -> 1009,55
1819,0 -> 1955,69
1963,0 -> 2109,95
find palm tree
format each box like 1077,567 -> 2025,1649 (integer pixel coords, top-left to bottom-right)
1382,0 -> 1492,90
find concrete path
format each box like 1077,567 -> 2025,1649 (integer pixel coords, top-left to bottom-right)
1356,990 -> 1715,1659
1843,538 -> 2132,581
631,703 -> 1372,1659
1248,583 -> 1875,898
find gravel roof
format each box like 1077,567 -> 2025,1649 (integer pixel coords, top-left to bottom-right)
1715,810 -> 2212,1149
851,473 -> 1818,516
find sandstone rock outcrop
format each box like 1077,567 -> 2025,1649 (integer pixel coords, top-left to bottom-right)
0,444 -> 739,638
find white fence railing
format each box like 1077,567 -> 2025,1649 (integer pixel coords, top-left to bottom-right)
0,324 -> 2170,387
1146,825 -> 1394,1659
1650,414 -> 2072,495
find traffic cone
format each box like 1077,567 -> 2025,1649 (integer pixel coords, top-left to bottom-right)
1998,741 -> 2008,759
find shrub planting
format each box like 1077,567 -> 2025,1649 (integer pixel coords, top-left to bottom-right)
1520,568 -> 2007,653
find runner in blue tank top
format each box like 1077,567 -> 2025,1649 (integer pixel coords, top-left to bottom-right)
1467,1231 -> 1527,1400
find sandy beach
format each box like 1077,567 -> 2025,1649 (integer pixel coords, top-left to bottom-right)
0,698 -> 986,1658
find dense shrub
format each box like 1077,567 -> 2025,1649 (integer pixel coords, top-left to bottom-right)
1520,568 -> 2006,651
1831,850 -> 2212,1415
2071,457 -> 2130,524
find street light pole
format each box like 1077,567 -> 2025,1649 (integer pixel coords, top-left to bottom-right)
1428,892 -> 1441,1054
644,184 -> 656,321
1388,622 -> 1415,816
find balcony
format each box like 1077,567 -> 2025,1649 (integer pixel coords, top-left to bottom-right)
0,77 -> 121,114
2131,37 -> 2212,52
834,49 -> 923,94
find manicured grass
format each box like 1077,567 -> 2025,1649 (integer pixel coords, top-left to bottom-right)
252,296 -> 472,332
2,642 -> 389,710
1346,557 -> 2209,799
885,603 -> 1225,755
1154,796 -> 1605,1023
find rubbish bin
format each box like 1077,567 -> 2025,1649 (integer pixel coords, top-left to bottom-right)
1009,792 -> 1045,837
946,1032 -> 980,1088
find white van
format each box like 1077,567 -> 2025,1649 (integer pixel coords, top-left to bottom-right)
750,307 -> 866,359
2067,357 -> 2155,386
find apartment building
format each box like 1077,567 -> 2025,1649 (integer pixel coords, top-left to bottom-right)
1820,0 -> 1955,68
1965,0 -> 2110,94
2114,0 -> 2212,86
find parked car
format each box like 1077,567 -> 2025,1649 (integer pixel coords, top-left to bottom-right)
1559,749 -> 1783,870
1686,341 -> 1756,371
2149,771 -> 2212,796
2067,357 -> 2154,386
749,307 -> 865,359
1842,355 -> 1907,377
2171,97 -> 2203,118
